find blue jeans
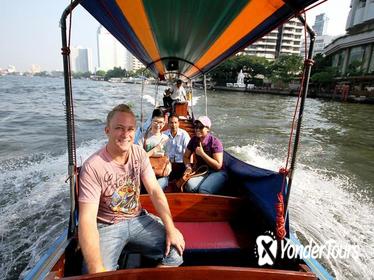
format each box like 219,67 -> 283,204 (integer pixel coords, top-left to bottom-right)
157,176 -> 168,190
184,170 -> 228,194
97,210 -> 183,271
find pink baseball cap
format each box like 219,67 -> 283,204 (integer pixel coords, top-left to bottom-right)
195,116 -> 211,128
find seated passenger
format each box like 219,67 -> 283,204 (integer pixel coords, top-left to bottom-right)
139,109 -> 171,190
78,104 -> 184,273
163,114 -> 191,180
163,88 -> 173,108
182,116 -> 228,194
163,79 -> 186,109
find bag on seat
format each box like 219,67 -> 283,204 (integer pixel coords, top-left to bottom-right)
176,165 -> 209,192
150,156 -> 171,177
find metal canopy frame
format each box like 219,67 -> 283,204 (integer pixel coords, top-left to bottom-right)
60,0 -> 316,236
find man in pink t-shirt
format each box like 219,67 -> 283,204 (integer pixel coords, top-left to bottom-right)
78,104 -> 184,274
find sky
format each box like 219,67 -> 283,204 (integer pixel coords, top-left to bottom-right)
0,0 -> 351,72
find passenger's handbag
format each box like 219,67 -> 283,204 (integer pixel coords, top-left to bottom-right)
149,156 -> 171,177
143,130 -> 171,177
176,165 -> 209,192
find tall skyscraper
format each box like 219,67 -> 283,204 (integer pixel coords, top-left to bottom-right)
97,25 -> 126,71
242,18 -> 303,59
312,13 -> 329,36
97,25 -> 144,72
70,47 -> 93,73
300,13 -> 333,57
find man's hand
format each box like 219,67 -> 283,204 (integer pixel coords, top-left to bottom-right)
195,142 -> 205,157
165,227 -> 185,256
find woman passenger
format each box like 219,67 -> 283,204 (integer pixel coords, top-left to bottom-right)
182,116 -> 228,194
139,109 -> 171,190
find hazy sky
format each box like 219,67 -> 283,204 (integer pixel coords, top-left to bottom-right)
0,0 -> 351,72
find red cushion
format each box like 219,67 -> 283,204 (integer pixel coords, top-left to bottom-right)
175,222 -> 240,250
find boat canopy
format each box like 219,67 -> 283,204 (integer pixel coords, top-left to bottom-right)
81,0 -> 318,79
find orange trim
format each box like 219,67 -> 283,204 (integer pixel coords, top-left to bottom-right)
116,0 -> 164,74
184,0 -> 285,78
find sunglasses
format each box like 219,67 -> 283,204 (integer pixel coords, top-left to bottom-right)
194,123 -> 206,130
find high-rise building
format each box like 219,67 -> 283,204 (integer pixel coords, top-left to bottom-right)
132,57 -> 144,71
242,18 -> 303,59
97,25 -> 140,71
300,35 -> 334,57
300,13 -> 333,57
70,47 -> 93,73
312,13 -> 329,36
325,0 -> 374,76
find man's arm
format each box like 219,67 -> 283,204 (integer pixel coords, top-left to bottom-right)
142,174 -> 185,256
78,202 -> 106,274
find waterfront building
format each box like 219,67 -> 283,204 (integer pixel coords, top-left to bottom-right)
242,17 -> 303,59
30,64 -> 41,74
324,0 -> 374,82
132,57 -> 144,71
7,65 -> 16,73
97,25 -> 143,72
70,46 -> 93,73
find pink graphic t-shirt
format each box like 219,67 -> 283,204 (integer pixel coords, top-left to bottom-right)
79,144 -> 154,224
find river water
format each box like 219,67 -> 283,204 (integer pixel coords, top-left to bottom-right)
0,76 -> 373,279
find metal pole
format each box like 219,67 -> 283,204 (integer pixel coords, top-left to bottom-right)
154,79 -> 159,107
60,0 -> 82,237
140,73 -> 145,132
284,16 -> 316,213
203,74 -> 208,116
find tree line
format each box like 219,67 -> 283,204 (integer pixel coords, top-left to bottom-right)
71,53 -> 339,90
209,53 -> 338,89
72,67 -> 153,80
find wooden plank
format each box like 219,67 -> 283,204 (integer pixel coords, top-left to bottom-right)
140,193 -> 244,222
62,266 -> 317,280
48,252 -> 65,278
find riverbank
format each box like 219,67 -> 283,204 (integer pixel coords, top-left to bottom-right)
212,86 -> 374,104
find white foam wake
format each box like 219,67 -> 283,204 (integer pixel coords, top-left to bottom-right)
227,144 -> 374,279
0,139 -> 106,279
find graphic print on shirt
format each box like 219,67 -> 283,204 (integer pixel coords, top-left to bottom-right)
104,171 -> 140,215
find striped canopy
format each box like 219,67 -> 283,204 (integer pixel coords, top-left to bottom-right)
81,0 -> 318,79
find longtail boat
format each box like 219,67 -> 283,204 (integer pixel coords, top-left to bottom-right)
25,1 -> 334,279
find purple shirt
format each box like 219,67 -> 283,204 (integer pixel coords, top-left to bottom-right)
187,133 -> 224,169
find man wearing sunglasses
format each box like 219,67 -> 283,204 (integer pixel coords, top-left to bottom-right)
182,116 -> 228,194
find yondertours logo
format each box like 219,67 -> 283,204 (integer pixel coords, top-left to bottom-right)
254,231 -> 359,266
254,231 -> 278,266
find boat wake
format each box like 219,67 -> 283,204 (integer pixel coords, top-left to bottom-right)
227,144 -> 374,279
0,139 -> 105,280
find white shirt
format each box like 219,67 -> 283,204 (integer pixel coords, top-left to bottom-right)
170,85 -> 186,101
163,128 -> 190,163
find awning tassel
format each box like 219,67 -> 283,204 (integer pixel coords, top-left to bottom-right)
275,192 -> 286,240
